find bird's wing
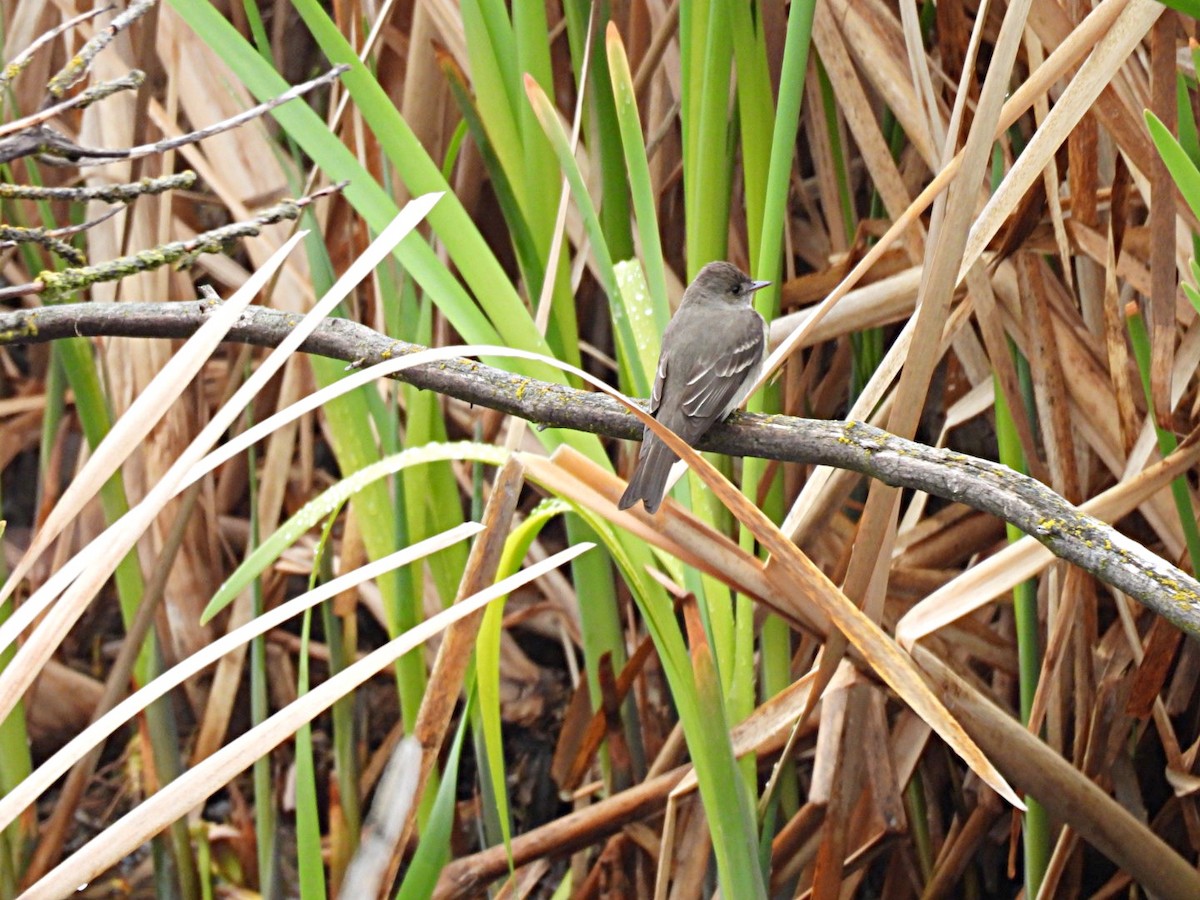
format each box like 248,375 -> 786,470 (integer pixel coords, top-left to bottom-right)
650,352 -> 667,416
676,310 -> 765,436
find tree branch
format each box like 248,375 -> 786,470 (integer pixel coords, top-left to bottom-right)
4,300 -> 1200,635
0,185 -> 343,302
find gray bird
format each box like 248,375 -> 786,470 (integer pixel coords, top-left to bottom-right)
618,261 -> 771,514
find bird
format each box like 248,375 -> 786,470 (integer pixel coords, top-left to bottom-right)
618,261 -> 771,514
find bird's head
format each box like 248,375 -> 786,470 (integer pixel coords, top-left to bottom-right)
686,261 -> 772,307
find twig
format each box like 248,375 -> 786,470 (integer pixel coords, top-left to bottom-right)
0,226 -> 86,266
0,125 -> 129,167
2,299 -> 1198,636
0,6 -> 114,94
48,208 -> 123,239
0,172 -> 196,204
75,64 -> 351,167
0,208 -> 123,255
0,183 -> 345,301
0,66 -> 348,168
45,0 -> 156,98
0,71 -> 145,139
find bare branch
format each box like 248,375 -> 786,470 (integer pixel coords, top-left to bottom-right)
0,125 -> 129,166
0,71 -> 145,139
2,299 -> 1198,637
0,226 -> 86,266
77,64 -> 352,167
0,66 -> 348,168
0,172 -> 196,204
39,207 -> 122,239
0,6 -> 114,94
0,183 -> 344,302
0,201 -> 123,256
45,0 -> 156,98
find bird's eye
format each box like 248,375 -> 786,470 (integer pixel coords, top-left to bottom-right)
731,283 -> 742,295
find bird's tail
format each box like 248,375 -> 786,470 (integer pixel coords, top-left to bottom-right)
617,435 -> 678,514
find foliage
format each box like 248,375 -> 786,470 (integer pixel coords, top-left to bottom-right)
1,1 -> 1199,898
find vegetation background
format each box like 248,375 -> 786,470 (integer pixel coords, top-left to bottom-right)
2,0 -> 1200,897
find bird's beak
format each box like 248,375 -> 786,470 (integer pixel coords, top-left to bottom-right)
748,279 -> 772,293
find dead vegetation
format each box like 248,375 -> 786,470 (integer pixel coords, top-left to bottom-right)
2,0 -> 1200,898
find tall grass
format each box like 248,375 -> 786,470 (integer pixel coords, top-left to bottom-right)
3,1 -> 1200,897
